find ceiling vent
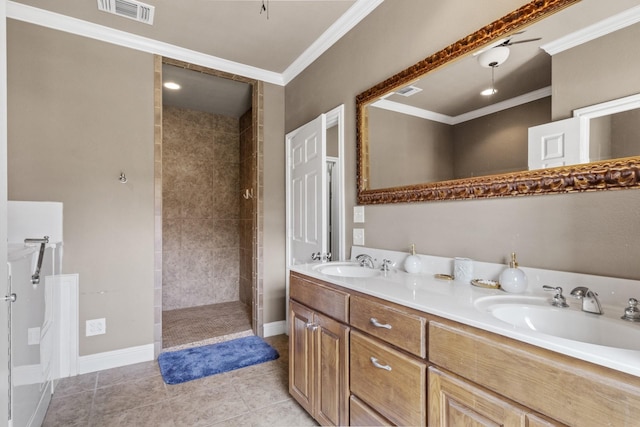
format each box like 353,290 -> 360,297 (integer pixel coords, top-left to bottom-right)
97,0 -> 155,25
395,85 -> 423,97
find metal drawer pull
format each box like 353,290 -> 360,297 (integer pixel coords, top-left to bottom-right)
305,322 -> 318,331
370,317 -> 392,329
370,357 -> 392,371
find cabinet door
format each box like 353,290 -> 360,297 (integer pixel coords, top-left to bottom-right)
314,312 -> 350,427
289,301 -> 315,414
429,367 -> 528,427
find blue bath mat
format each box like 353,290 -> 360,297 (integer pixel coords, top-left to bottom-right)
157,335 -> 279,384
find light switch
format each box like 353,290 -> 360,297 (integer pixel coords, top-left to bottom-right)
353,228 -> 365,246
353,206 -> 365,223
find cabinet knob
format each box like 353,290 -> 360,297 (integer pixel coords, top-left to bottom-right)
305,322 -> 318,331
370,357 -> 392,371
2,293 -> 16,303
370,317 -> 392,329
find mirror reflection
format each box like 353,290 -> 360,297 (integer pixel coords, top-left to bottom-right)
359,0 -> 640,197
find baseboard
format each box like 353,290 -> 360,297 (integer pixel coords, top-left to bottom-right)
77,343 -> 155,375
263,320 -> 287,337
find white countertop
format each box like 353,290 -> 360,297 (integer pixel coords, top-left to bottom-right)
290,262 -> 640,378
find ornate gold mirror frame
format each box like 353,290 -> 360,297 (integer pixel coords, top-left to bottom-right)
356,0 -> 640,204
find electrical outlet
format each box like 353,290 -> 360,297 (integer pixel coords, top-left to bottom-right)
86,318 -> 106,336
353,228 -> 365,246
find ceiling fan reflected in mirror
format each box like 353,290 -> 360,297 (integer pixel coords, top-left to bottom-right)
476,31 -> 542,96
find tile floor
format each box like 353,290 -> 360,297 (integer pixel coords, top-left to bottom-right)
42,335 -> 318,427
162,301 -> 253,350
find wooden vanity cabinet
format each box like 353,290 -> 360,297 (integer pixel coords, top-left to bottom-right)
289,271 -> 640,427
289,273 -> 350,426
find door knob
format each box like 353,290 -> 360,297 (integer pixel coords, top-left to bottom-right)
3,294 -> 16,303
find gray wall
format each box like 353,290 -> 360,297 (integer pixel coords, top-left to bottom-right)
7,20 -> 155,355
452,97 -> 550,177
367,97 -> 550,186
263,83 -> 286,325
285,0 -> 640,280
553,22 -> 640,119
368,107 -> 454,187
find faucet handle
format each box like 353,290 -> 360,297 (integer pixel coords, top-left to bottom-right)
543,285 -> 569,308
381,259 -> 392,271
621,298 -> 640,322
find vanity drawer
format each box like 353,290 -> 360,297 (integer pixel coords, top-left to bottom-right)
290,272 -> 349,322
349,395 -> 393,426
350,294 -> 426,358
350,331 -> 427,427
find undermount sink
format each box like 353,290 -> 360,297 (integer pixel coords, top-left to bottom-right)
312,262 -> 379,278
475,295 -> 640,351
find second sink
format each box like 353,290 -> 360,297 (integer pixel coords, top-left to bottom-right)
475,296 -> 640,351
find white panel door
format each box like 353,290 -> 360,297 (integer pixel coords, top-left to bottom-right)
287,114 -> 327,266
528,117 -> 581,170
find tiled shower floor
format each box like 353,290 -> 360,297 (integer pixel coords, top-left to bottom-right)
162,301 -> 253,350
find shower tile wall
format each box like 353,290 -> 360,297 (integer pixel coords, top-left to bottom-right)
162,105 -> 241,310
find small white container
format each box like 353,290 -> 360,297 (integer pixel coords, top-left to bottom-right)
454,257 -> 473,283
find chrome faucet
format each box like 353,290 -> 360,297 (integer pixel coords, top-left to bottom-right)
380,259 -> 392,272
570,286 -> 603,315
356,254 -> 375,269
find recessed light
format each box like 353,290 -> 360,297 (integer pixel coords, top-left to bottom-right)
481,88 -> 497,96
163,82 -> 181,90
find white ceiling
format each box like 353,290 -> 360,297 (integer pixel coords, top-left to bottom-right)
162,64 -> 254,117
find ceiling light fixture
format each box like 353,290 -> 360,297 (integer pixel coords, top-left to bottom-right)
260,0 -> 270,19
478,46 -> 510,96
163,82 -> 181,90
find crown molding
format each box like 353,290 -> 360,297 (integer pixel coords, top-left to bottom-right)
371,99 -> 455,125
6,1 -> 285,85
453,87 -> 552,124
7,0 -> 384,86
371,87 -> 552,125
282,0 -> 385,85
541,5 -> 640,55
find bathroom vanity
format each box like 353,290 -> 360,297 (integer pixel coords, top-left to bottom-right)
288,253 -> 640,427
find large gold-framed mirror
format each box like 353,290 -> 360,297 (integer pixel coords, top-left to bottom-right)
356,0 -> 640,204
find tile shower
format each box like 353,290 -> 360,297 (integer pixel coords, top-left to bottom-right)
161,104 -> 254,346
